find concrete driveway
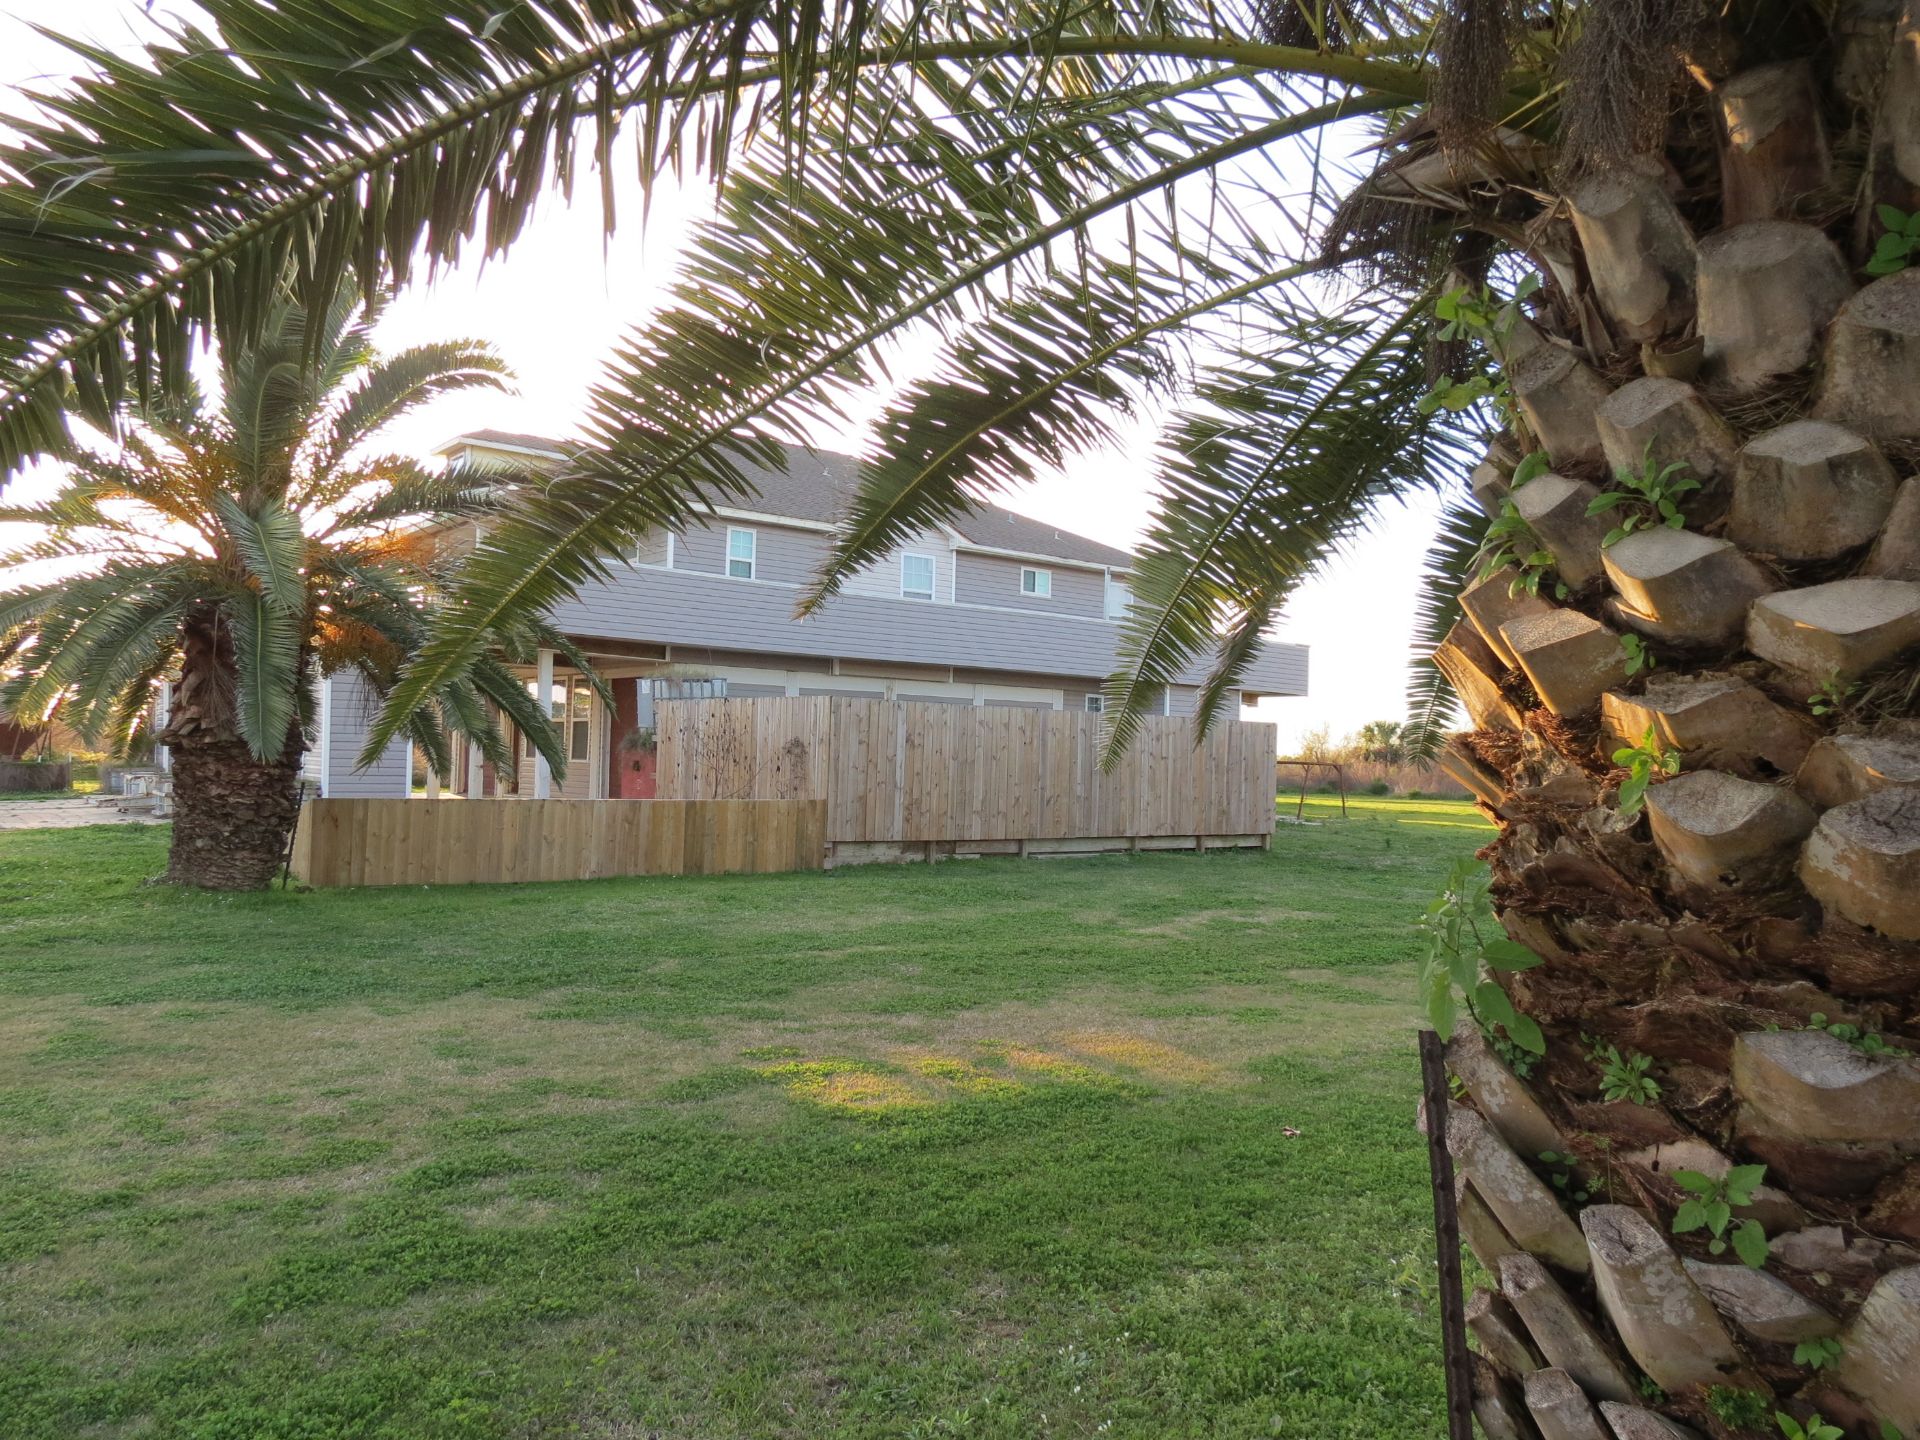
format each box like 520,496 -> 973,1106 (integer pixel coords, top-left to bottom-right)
0,795 -> 167,830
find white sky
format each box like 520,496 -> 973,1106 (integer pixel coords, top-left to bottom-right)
0,0 -> 1453,752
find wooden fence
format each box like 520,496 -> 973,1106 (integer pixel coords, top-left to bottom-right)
656,697 -> 1276,855
291,798 -> 826,888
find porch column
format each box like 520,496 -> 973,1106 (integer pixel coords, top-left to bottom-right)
425,768 -> 441,799
465,734 -> 484,798
533,648 -> 554,799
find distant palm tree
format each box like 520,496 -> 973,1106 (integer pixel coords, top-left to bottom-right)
7,4 -> 1920,1432
1355,719 -> 1406,765
1,288 -> 584,888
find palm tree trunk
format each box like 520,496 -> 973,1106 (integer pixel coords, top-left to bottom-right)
1436,8 -> 1920,1439
156,611 -> 304,891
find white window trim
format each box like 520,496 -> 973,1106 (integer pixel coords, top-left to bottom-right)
1084,694 -> 1104,714
1020,566 -> 1052,599
726,525 -> 757,580
900,551 -> 937,601
665,531 -> 677,569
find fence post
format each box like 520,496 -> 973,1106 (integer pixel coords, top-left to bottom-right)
1419,1028 -> 1476,1440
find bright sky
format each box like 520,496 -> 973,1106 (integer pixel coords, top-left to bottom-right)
0,1 -> 1453,753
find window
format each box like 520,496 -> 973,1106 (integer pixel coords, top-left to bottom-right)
1020,566 -> 1052,598
1105,577 -> 1133,619
726,527 -> 757,579
569,678 -> 593,762
1084,694 -> 1104,715
900,552 -> 936,600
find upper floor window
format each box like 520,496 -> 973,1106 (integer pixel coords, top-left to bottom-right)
1020,566 -> 1052,599
900,552 -> 936,601
726,526 -> 757,579
1105,577 -> 1133,619
1084,694 -> 1104,714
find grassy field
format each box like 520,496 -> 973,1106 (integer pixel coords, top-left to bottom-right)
0,796 -> 1489,1440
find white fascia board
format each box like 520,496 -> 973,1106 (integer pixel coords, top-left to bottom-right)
948,538 -> 1124,573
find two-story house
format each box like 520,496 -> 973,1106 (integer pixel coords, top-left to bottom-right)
307,430 -> 1308,798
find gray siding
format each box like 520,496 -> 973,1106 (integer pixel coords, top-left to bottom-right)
675,518 -> 828,584
319,671 -> 410,798
546,563 -> 1308,696
953,551 -> 1106,618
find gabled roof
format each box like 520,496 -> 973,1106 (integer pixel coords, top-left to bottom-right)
443,430 -> 1135,571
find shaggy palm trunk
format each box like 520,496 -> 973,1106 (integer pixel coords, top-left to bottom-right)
1430,10 -> 1920,1440
156,612 -> 303,891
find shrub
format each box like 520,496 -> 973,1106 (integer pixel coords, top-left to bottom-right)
1408,789 -> 1425,799
1366,779 -> 1391,796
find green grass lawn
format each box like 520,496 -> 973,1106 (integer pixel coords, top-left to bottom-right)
0,796 -> 1489,1440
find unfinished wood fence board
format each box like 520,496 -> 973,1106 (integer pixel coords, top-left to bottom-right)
655,696 -> 1276,847
291,798 -> 825,888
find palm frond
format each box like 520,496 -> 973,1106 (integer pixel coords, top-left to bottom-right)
2,565 -> 178,718
213,494 -> 308,615
0,0 -> 1438,480
319,462 -> 510,536
373,85 -> 1397,751
310,341 -> 511,474
221,584 -> 304,760
806,247 -> 1357,611
1401,491 -> 1484,763
461,655 -> 567,779
1104,288 -> 1473,757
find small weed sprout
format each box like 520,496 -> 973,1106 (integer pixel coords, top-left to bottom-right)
1476,494 -> 1568,600
1793,1336 -> 1844,1372
1538,1149 -> 1590,1203
1807,1012 -> 1903,1058
1809,674 -> 1858,718
1612,727 -> 1680,816
1619,633 -> 1657,677
1587,1039 -> 1661,1106
1777,1413 -> 1844,1440
1672,1166 -> 1771,1268
1417,858 -> 1545,1060
1587,442 -> 1700,546
1867,203 -> 1920,276
1421,276 -> 1543,421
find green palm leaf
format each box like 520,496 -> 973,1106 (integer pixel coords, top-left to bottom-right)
214,494 -> 309,615
311,340 -> 511,472
1401,493 -> 1484,763
223,583 -> 305,760
1104,292 -> 1468,758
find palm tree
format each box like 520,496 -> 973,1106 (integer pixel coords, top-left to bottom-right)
1357,719 -> 1407,764
0,288 -> 585,889
6,2 -> 1920,1433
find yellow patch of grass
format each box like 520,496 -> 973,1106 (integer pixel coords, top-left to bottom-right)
758,1058 -> 929,1112
1057,1030 -> 1220,1084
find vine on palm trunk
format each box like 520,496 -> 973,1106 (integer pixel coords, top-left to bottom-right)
1417,858 -> 1544,1057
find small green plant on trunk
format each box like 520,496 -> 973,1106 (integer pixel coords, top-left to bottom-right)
1587,443 -> 1700,547
1586,1038 -> 1661,1106
1613,729 -> 1680,816
1672,1166 -> 1770,1267
1417,858 -> 1544,1060
1807,1012 -> 1902,1058
1776,1413 -> 1843,1440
